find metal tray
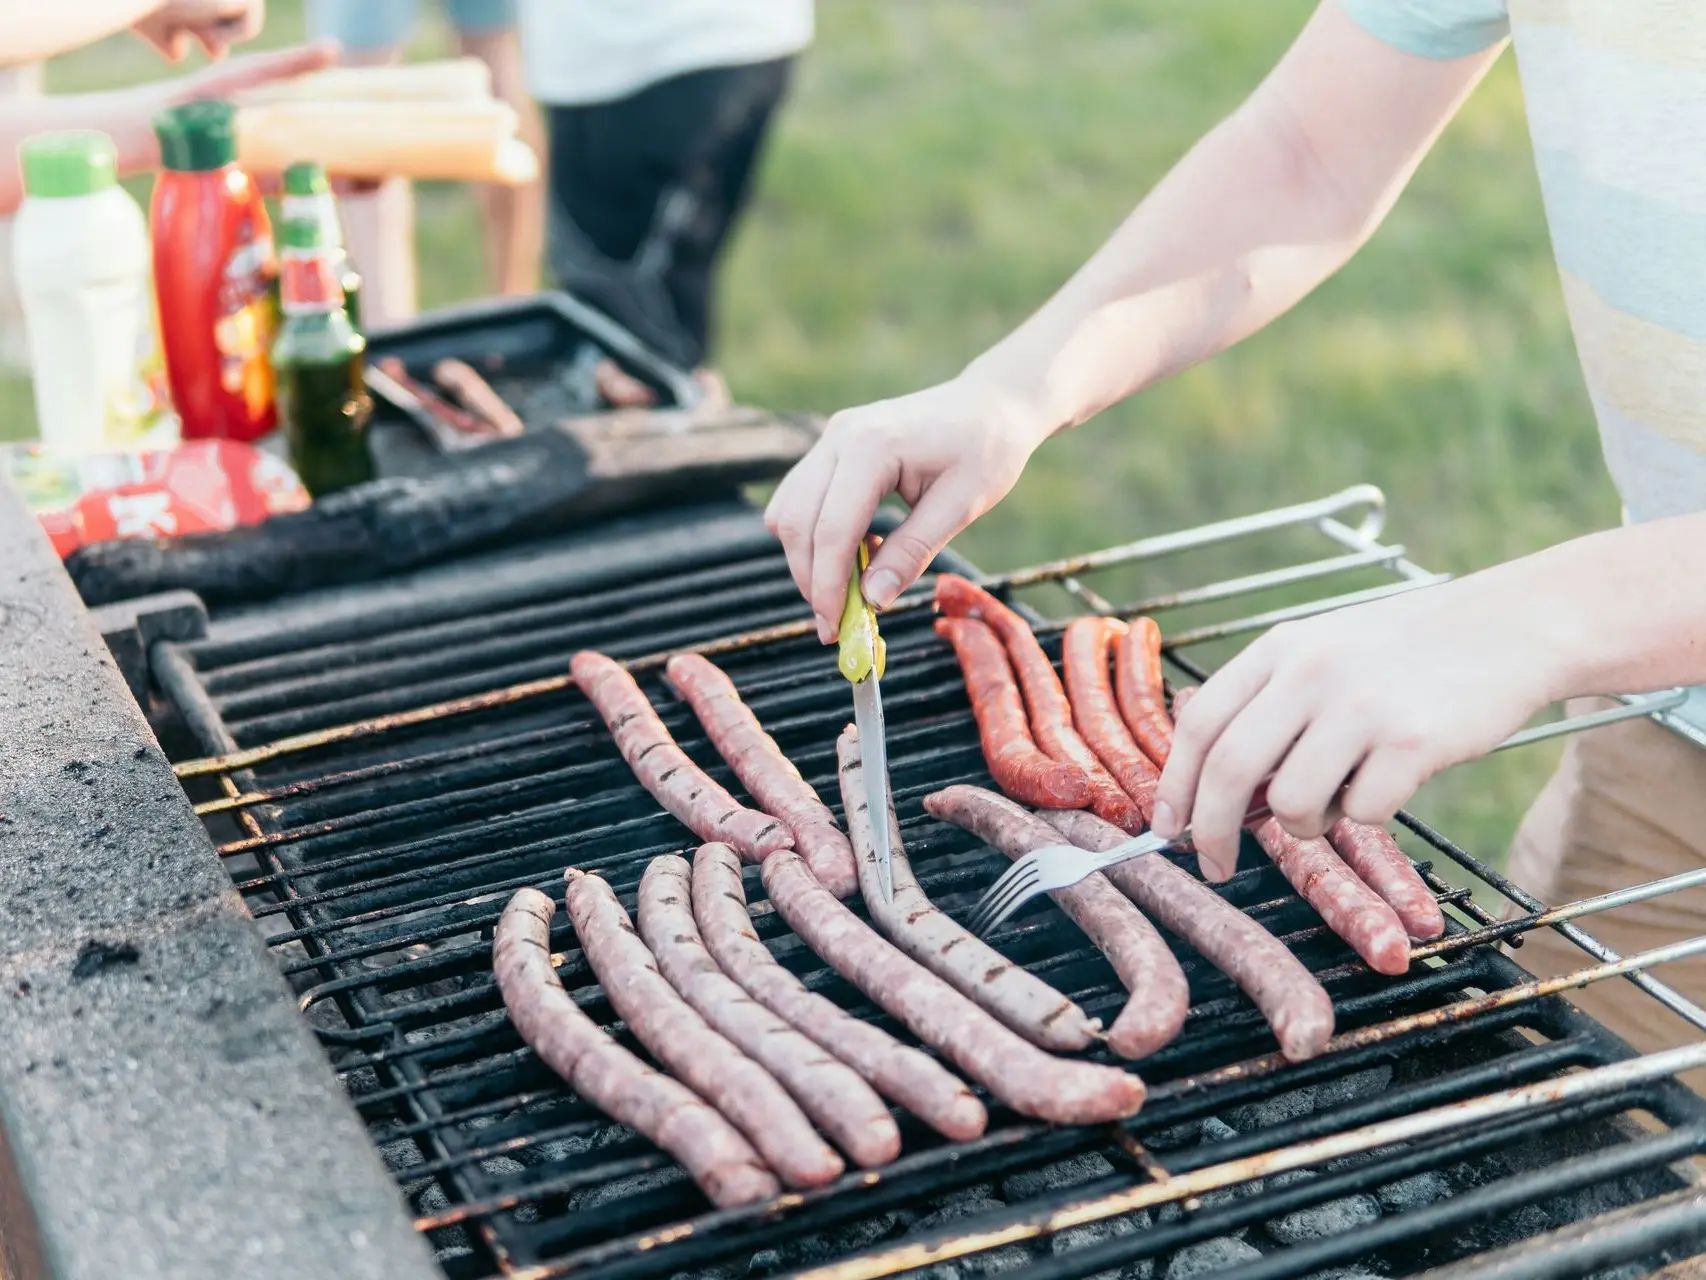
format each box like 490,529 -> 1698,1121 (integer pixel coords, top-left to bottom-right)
362,290 -> 703,455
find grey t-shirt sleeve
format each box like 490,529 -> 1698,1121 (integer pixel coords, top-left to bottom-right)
1338,0 -> 1511,60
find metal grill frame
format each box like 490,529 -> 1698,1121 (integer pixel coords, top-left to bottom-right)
152,486 -> 1706,1280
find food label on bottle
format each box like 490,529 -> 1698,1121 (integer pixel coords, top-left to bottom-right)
213,214 -> 278,416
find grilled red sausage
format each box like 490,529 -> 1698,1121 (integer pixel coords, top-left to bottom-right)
934,616 -> 1093,809
1250,819 -> 1411,977
924,786 -> 1188,1059
491,887 -> 779,1207
936,576 -> 1143,832
837,726 -> 1100,1051
665,653 -> 857,897
571,651 -> 793,862
762,848 -> 1146,1124
563,868 -> 843,1188
1062,617 -> 1159,823
637,855 -> 899,1167
1326,818 -> 1446,941
1115,617 -> 1173,768
1037,809 -> 1335,1061
691,842 -> 987,1142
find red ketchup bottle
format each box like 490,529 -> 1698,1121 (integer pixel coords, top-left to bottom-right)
150,100 -> 278,441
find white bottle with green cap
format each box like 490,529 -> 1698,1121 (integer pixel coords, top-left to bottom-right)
12,129 -> 149,455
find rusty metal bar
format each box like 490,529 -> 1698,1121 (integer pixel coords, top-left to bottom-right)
781,1038 -> 1706,1280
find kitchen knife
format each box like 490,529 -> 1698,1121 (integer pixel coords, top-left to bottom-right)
839,540 -> 892,903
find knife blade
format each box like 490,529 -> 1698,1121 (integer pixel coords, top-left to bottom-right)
838,539 -> 893,902
851,676 -> 894,902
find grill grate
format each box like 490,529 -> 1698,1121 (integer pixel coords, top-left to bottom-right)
153,494 -> 1706,1280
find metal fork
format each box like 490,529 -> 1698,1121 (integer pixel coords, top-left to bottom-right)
965,798 -> 1276,937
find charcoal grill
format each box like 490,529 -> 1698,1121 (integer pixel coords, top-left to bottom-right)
142,485 -> 1706,1280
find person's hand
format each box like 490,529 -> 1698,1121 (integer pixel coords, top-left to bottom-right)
764,373 -> 1053,643
134,0 -> 266,62
1151,578 -> 1561,882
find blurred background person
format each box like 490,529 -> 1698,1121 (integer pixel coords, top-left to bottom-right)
305,0 -> 546,326
517,0 -> 813,405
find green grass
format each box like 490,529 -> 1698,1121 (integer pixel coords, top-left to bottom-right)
9,0 -> 1610,874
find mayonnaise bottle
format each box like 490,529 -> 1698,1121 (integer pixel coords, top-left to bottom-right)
12,130 -> 151,455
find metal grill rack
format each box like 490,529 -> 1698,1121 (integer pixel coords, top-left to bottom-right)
153,486 -> 1706,1280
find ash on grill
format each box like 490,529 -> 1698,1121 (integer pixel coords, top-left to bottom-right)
154,489 -> 1706,1280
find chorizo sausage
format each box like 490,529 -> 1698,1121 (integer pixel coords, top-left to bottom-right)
838,725 -> 1100,1052
563,868 -> 843,1188
761,848 -> 1146,1125
936,576 -> 1143,831
637,855 -> 899,1167
492,887 -> 779,1207
1036,808 -> 1335,1061
1326,818 -> 1445,941
934,616 -> 1093,808
571,650 -> 794,861
923,785 -> 1188,1059
691,842 -> 987,1142
1250,819 -> 1411,976
1062,617 -> 1159,823
1115,617 -> 1173,767
665,653 -> 857,897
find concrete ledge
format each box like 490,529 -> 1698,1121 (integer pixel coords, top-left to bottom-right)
0,476 -> 442,1280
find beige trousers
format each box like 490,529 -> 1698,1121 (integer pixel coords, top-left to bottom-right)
1505,698 -> 1706,1094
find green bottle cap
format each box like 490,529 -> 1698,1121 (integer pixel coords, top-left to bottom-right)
154,100 -> 237,172
282,160 -> 330,197
278,216 -> 327,251
20,131 -> 118,199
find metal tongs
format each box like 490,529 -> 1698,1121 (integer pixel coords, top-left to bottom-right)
839,539 -> 893,902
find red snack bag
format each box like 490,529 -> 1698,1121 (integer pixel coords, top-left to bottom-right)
4,439 -> 311,559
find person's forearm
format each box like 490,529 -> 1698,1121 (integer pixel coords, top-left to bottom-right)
960,1 -> 1502,440
1471,514 -> 1706,700
0,2 -> 165,67
0,89 -> 156,213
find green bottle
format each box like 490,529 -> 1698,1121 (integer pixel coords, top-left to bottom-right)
272,215 -> 374,497
280,160 -> 363,330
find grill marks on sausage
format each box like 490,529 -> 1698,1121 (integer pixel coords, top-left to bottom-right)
1251,819 -> 1411,976
761,848 -> 1146,1125
1115,617 -> 1174,768
636,855 -> 899,1167
1326,818 -> 1445,941
571,651 -> 793,861
1062,617 -> 1160,824
1037,808 -> 1336,1062
562,868 -> 843,1188
665,653 -> 857,898
936,576 -> 1143,832
837,725 -> 1100,1053
491,888 -> 779,1207
924,786 -> 1188,1059
934,616 -> 1093,808
690,842 -> 987,1142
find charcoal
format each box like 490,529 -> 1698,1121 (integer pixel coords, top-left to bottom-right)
1226,1086 -> 1316,1132
1266,1194 -> 1380,1244
747,1248 -> 783,1276
1199,1117 -> 1239,1144
572,1167 -> 682,1211
1143,1121 -> 1202,1151
1001,1153 -> 1117,1202
909,1196 -> 1007,1234
1048,1212 -> 1155,1280
1312,1066 -> 1394,1110
481,1155 -> 527,1180
1310,1269 -> 1385,1279
1376,1171 -> 1451,1213
1164,1237 -> 1262,1278
782,1211 -> 903,1265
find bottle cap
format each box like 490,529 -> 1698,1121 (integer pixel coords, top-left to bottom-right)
154,101 -> 237,173
20,131 -> 118,199
282,160 -> 330,197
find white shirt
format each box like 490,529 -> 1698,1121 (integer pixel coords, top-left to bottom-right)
518,1 -> 814,106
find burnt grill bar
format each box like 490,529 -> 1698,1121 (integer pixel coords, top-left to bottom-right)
150,491 -> 1706,1280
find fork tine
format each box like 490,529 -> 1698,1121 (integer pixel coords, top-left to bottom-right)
967,866 -> 1040,937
